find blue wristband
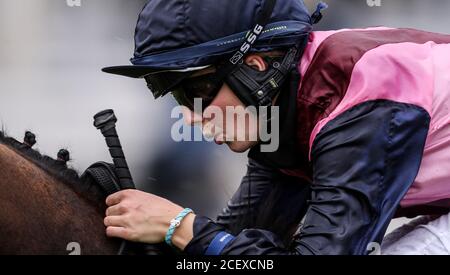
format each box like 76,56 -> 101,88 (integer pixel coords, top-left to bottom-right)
165,208 -> 194,247
205,231 -> 235,255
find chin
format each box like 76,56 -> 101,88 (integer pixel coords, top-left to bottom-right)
226,141 -> 258,153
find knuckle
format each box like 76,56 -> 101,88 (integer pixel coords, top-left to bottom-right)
119,200 -> 129,208
127,230 -> 138,241
123,214 -> 134,225
106,227 -> 114,236
118,204 -> 128,213
121,229 -> 130,239
122,189 -> 134,197
106,207 -> 114,216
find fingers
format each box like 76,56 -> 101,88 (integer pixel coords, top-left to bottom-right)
106,190 -> 128,206
104,210 -> 134,241
104,215 -> 128,228
106,204 -> 128,217
106,226 -> 132,240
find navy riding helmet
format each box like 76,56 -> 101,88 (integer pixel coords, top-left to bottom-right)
102,0 -> 326,106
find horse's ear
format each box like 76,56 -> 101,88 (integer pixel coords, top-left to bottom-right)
23,131 -> 36,148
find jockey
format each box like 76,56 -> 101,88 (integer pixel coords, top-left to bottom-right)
102,0 -> 450,255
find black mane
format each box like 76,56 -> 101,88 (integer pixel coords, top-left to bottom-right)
0,131 -> 106,207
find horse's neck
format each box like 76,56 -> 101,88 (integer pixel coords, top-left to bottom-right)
0,144 -> 120,255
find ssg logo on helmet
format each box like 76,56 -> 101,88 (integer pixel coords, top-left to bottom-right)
230,24 -> 264,65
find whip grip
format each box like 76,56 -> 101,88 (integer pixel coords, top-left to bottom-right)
94,109 -> 135,190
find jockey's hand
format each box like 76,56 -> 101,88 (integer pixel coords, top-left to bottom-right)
104,190 -> 195,250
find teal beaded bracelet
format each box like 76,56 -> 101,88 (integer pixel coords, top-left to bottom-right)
165,208 -> 194,247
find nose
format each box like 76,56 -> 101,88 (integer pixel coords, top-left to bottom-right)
182,107 -> 203,126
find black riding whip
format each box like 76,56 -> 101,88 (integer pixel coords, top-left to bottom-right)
93,109 -> 135,255
93,109 -> 169,255
94,110 -> 135,190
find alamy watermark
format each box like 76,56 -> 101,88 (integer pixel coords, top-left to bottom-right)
171,99 -> 280,153
66,0 -> 81,7
367,0 -> 382,7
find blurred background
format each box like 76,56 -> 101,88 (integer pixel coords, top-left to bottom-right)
1,0 -> 449,227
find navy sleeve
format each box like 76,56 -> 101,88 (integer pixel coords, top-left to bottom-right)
215,159 -> 280,231
215,159 -> 310,233
185,100 -> 430,255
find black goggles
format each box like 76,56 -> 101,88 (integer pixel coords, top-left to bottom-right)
145,71 -> 224,112
144,71 -> 192,99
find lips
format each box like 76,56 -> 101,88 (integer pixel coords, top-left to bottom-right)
204,130 -> 225,145
213,132 -> 226,145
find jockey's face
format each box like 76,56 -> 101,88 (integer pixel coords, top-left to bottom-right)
181,54 -> 268,153
182,81 -> 260,153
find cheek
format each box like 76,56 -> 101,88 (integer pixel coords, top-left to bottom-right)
205,84 -> 258,144
209,84 -> 244,110
204,85 -> 244,131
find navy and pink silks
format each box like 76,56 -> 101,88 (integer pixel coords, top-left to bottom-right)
184,27 -> 450,255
